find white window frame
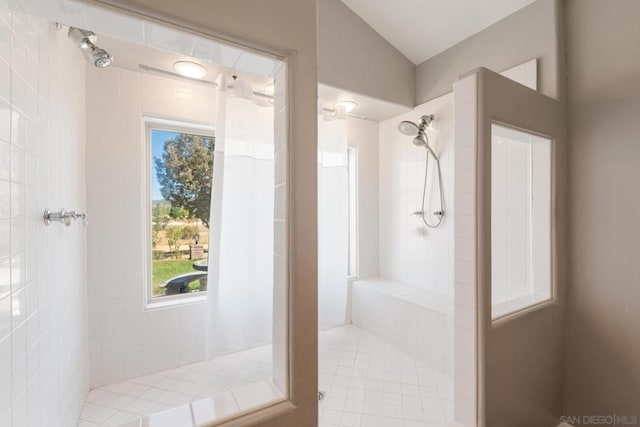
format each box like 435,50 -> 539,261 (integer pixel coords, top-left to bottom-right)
143,117 -> 215,309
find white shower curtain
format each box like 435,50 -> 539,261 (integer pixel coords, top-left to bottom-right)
206,77 -> 275,359
318,116 -> 349,330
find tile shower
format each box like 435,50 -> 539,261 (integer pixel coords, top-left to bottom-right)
0,0 -> 547,425
320,91 -> 457,426
1,0 -> 290,425
0,2 -> 464,423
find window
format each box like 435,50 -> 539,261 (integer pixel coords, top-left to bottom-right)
491,123 -> 552,319
347,146 -> 358,278
146,121 -> 215,304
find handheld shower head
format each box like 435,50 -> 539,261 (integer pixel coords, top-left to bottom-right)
399,114 -> 438,157
413,134 -> 426,147
399,113 -> 445,229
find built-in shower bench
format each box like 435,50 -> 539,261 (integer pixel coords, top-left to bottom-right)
351,278 -> 453,376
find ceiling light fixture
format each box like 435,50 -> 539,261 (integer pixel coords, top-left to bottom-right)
264,83 -> 275,95
173,61 -> 208,79
334,100 -> 357,113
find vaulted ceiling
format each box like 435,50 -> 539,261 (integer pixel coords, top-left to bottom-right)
341,0 -> 536,64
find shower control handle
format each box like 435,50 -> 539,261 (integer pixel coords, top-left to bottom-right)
69,211 -> 88,226
434,210 -> 444,218
77,213 -> 88,226
43,208 -> 88,227
412,210 -> 445,219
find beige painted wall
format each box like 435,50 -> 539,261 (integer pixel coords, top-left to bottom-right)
92,1 -> 319,426
563,0 -> 640,420
317,0 -> 415,108
416,0 -> 563,104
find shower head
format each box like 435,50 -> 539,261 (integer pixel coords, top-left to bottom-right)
89,45 -> 113,68
67,27 -> 113,68
398,120 -> 419,136
398,115 -> 435,137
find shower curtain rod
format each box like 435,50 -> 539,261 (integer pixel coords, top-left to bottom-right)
138,64 -> 275,99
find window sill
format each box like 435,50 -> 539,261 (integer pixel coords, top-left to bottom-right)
492,293 -> 553,322
146,293 -> 207,310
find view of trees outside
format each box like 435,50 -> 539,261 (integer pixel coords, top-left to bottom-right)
151,129 -> 214,297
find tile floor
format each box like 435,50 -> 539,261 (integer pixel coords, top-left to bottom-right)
78,325 -> 454,427
319,325 -> 454,427
77,345 -> 274,426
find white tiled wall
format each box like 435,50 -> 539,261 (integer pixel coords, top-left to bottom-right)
378,93 -> 455,297
491,127 -> 532,304
374,91 -> 457,415
530,139 -> 551,296
85,67 -> 217,388
0,3 -> 89,426
452,74 -> 478,427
